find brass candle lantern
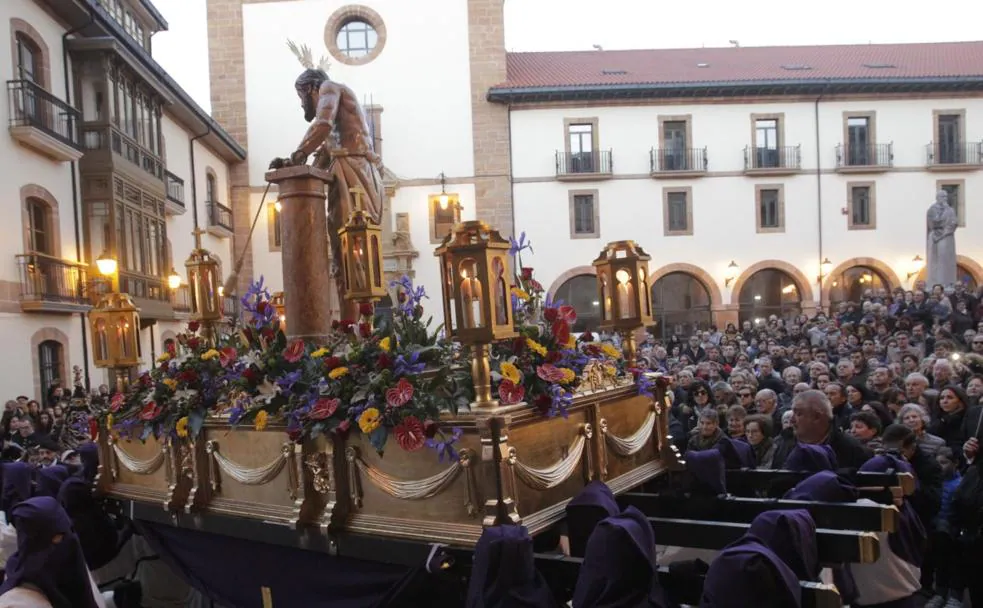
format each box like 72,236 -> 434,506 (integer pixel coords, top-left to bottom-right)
434,221 -> 517,408
88,253 -> 141,393
592,240 -> 654,367
339,187 -> 386,326
271,291 -> 286,333
185,229 -> 223,343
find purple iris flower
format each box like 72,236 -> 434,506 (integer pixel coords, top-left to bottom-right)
426,427 -> 463,462
636,374 -> 655,399
394,351 -> 425,376
508,231 -> 533,257
228,406 -> 245,425
276,369 -> 303,392
547,385 -> 572,419
389,275 -> 428,315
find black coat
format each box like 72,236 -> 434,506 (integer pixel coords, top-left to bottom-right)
909,446 -> 943,527
771,426 -> 873,471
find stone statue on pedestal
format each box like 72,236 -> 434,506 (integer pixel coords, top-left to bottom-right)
926,189 -> 958,287
270,41 -> 385,320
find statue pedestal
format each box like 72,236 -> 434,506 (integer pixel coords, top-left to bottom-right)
265,166 -> 334,343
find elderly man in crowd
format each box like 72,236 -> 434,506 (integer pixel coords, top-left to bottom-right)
772,390 -> 873,470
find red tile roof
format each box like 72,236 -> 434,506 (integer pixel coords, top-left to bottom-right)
500,41 -> 983,89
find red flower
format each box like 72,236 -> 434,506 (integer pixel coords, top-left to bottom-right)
544,308 -> 558,323
308,398 -> 339,420
323,356 -> 342,371
359,302 -> 374,317
385,378 -> 414,408
581,331 -> 595,342
558,305 -> 577,324
358,322 -> 371,338
394,416 -> 426,452
339,320 -> 355,333
536,364 -> 566,383
552,320 -> 571,346
499,380 -> 525,405
110,392 -> 125,413
376,353 -> 393,370
242,367 -> 262,385
511,337 -> 526,354
423,419 -> 440,438
187,337 -> 201,350
521,267 -> 534,280
585,344 -> 601,356
287,425 -> 303,442
177,370 -> 198,384
139,402 -> 162,421
219,347 -> 238,368
545,351 -> 562,364
260,327 -> 275,342
534,394 -> 551,416
334,419 -> 351,440
89,418 -> 99,439
283,339 -> 305,363
187,321 -> 200,333
166,340 -> 177,356
528,279 -> 544,292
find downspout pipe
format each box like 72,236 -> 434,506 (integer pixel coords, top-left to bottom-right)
190,125 -> 211,230
814,81 -> 830,316
506,103 -> 517,240
63,9 -> 95,390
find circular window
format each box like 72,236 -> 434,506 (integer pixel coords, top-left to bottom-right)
325,6 -> 387,66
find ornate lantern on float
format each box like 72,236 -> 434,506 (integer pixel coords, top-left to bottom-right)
434,221 -> 517,408
271,291 -> 286,332
339,187 -> 386,318
185,229 -> 223,342
592,240 -> 654,367
88,253 -> 141,391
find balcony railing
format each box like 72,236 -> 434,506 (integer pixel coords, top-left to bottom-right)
118,271 -> 166,302
926,142 -> 983,167
744,145 -> 801,171
208,200 -> 234,232
555,150 -> 613,177
165,171 -> 186,207
835,143 -> 893,169
7,79 -> 83,153
650,147 -> 708,174
81,123 -> 163,181
15,253 -> 89,309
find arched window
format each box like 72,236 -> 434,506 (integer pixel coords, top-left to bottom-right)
26,197 -> 49,254
553,274 -> 600,333
15,33 -> 39,83
651,272 -> 712,338
38,339 -> 63,398
828,266 -> 888,308
206,172 -> 217,203
738,269 -> 802,325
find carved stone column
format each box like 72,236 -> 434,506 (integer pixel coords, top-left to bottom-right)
265,166 -> 334,343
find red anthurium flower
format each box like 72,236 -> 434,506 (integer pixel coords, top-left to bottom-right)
139,402 -> 162,420
334,419 -> 351,440
534,394 -> 551,415
499,380 -> 525,405
385,378 -> 414,408
219,347 -> 238,368
187,321 -> 200,333
308,397 -> 340,420
358,322 -> 371,338
287,426 -> 303,442
528,279 -> 544,292
521,267 -> 534,280
536,364 -> 566,383
558,305 -> 577,324
543,308 -> 558,323
283,339 -> 305,363
187,337 -> 201,350
323,356 -> 342,371
260,327 -> 275,342
110,392 -> 125,413
242,367 -> 261,385
177,370 -> 198,384
551,319 -> 571,345
166,340 -> 177,356
394,416 -> 426,452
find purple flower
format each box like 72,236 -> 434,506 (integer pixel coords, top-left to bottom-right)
426,427 -> 463,462
389,275 -> 428,315
394,351 -> 425,376
508,231 -> 533,257
228,406 -> 245,425
547,384 -> 572,419
240,276 -> 277,330
636,373 -> 655,400
276,370 -> 303,392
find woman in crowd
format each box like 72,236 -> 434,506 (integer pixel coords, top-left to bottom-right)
899,403 -> 946,456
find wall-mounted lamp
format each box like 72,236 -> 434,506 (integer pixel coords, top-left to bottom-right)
95,250 -> 118,278
438,172 -> 450,210
724,260 -> 739,287
167,267 -> 182,290
907,255 -> 925,281
818,257 -> 832,282
274,200 -> 282,213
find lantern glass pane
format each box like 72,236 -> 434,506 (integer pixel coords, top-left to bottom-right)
341,235 -> 350,291
120,317 -> 132,357
95,319 -> 108,361
615,268 -> 636,319
639,269 -> 652,317
352,235 -> 367,291
371,235 -> 382,288
492,256 -> 509,326
445,260 -> 457,332
458,257 -> 484,329
600,274 -> 611,321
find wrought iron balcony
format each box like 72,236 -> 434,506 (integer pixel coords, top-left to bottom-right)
743,145 -> 801,174
835,143 -> 893,172
164,171 -> 186,214
650,147 -> 708,176
15,253 -> 90,313
926,142 -> 983,169
555,150 -> 613,179
7,80 -> 83,162
208,200 -> 234,237
81,123 -> 163,182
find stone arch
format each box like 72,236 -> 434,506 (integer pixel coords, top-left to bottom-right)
10,18 -> 51,90
916,255 -> 983,288
547,265 -> 596,301
30,327 -> 70,401
20,183 -> 62,258
648,263 -> 723,308
729,259 -> 815,306
821,257 -> 901,306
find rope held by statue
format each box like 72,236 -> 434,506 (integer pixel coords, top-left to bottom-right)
222,181 -> 272,296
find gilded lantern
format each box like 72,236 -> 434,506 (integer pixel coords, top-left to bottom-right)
434,221 -> 517,344
338,204 -> 386,302
592,240 -> 654,331
89,292 -> 141,368
185,238 -> 223,323
271,291 -> 286,332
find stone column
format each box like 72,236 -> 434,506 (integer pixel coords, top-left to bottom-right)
265,166 -> 334,343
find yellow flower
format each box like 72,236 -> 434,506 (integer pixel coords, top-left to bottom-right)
499,361 -> 522,384
511,287 -> 530,301
565,335 -> 577,349
379,337 -> 391,353
106,414 -> 114,430
526,338 -> 547,357
201,349 -> 220,361
311,347 -> 331,358
559,368 -> 577,384
175,416 -> 189,438
163,378 -> 178,391
601,343 -> 622,359
603,363 -> 618,377
358,407 -> 381,434
328,366 -> 349,380
156,352 -> 172,363
254,410 -> 269,431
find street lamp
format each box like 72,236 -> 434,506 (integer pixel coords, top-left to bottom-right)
167,268 -> 182,291
724,260 -> 740,288
88,252 -> 140,392
96,251 -> 118,281
907,255 -> 925,282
